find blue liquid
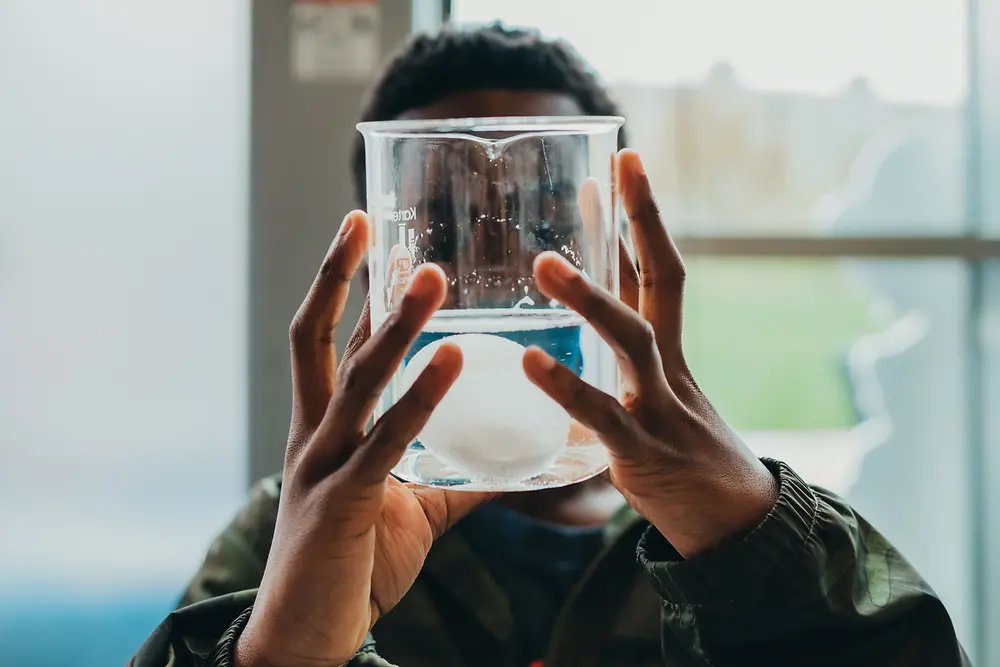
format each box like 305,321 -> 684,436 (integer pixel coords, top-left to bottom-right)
404,325 -> 585,377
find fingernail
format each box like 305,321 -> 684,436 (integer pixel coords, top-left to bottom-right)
528,346 -> 556,371
329,213 -> 355,251
429,343 -> 459,369
428,347 -> 447,370
547,255 -> 579,285
405,266 -> 437,300
338,213 -> 355,238
628,151 -> 646,177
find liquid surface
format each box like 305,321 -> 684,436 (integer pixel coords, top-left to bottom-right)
406,308 -> 585,372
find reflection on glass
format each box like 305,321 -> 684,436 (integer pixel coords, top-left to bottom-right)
399,135 -> 590,309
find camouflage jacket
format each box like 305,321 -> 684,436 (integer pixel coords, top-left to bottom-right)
130,460 -> 970,667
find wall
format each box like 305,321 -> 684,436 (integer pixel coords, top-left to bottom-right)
249,0 -> 420,480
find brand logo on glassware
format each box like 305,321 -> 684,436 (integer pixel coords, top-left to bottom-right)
387,206 -> 417,223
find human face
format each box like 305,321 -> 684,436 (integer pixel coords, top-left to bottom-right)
363,90 -> 587,309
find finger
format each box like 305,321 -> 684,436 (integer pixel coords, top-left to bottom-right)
578,174 -> 638,313
344,237 -> 411,373
327,264 -> 448,437
577,176 -> 604,274
522,347 -> 648,460
409,487 -> 499,539
289,210 -> 370,431
349,342 -> 462,484
619,235 -> 639,312
618,149 -> 686,358
534,251 -> 666,389
339,293 -> 371,372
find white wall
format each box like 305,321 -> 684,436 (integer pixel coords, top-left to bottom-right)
0,1 -> 249,591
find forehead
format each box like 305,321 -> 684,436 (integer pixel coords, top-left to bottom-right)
360,92 -> 587,285
393,90 -> 588,192
398,90 -> 585,120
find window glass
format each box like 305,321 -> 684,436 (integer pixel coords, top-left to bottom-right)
0,3 -> 249,665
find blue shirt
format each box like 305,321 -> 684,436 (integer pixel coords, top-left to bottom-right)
459,502 -> 605,664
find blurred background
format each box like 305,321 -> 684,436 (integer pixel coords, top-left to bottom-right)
3,0 -> 1000,665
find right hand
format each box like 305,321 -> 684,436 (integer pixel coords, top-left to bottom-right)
236,211 -> 494,667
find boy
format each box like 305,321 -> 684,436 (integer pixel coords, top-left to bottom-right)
131,24 -> 968,667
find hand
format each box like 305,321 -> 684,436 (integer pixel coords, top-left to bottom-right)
237,211 -> 494,667
523,150 -> 778,558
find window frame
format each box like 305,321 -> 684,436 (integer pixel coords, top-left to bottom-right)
431,0 -> 999,662
967,2 -> 999,666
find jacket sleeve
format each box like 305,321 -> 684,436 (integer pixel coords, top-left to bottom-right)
129,474 -> 390,667
639,459 -> 971,667
178,475 -> 282,608
129,590 -> 391,667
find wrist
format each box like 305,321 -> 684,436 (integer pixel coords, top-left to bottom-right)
232,634 -> 257,667
232,615 -> 285,667
638,459 -> 816,608
209,606 -> 256,667
233,609 -> 362,667
644,456 -> 778,558
235,637 -> 356,667
233,628 -> 269,667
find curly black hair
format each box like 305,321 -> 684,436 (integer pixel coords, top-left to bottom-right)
350,22 -> 627,207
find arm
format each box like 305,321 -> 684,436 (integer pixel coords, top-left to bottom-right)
130,592 -> 394,667
132,460 -> 968,667
641,460 -> 970,667
525,149 -> 970,667
131,212 -> 489,667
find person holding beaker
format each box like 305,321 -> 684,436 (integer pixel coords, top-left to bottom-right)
129,24 -> 969,667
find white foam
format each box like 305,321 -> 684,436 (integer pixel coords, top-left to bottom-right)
401,333 -> 570,481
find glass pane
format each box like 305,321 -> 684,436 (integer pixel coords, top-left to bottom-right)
685,259 -> 877,431
682,257 -> 974,650
0,3 -> 249,666
452,0 -> 968,236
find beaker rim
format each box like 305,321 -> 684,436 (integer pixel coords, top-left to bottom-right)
356,115 -> 625,137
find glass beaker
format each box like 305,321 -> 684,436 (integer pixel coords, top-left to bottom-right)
358,116 -> 623,491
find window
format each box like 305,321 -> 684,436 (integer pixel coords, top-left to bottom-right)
0,3 -> 249,666
451,1 -> 993,662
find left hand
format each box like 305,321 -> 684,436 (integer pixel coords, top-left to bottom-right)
524,149 -> 778,558
237,214 -> 494,667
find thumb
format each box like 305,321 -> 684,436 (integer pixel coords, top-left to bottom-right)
408,487 -> 500,539
620,236 -> 640,313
